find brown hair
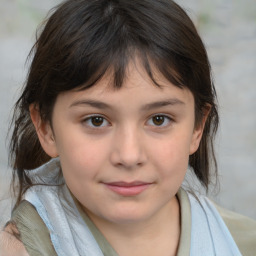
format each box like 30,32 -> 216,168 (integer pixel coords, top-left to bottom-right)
9,0 -> 219,204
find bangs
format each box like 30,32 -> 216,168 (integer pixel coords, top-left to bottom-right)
73,48 -> 184,92
31,0 -> 190,96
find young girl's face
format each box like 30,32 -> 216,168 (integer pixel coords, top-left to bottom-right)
34,60 -> 205,226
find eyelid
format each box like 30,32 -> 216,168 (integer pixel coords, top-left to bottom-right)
146,114 -> 173,127
82,114 -> 111,128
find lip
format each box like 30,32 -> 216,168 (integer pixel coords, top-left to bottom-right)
103,181 -> 152,196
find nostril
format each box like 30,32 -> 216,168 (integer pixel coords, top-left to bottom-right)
110,147 -> 147,169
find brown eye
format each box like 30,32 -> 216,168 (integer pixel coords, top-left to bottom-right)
147,115 -> 171,127
91,116 -> 104,126
84,116 -> 110,128
152,115 -> 165,126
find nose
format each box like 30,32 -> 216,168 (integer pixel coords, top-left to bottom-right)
110,126 -> 147,169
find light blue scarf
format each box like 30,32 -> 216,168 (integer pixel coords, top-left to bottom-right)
24,159 -> 242,256
188,194 -> 242,255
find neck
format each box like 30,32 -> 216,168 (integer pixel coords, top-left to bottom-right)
86,196 -> 181,256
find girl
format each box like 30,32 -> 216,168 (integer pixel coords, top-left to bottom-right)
1,0 -> 256,255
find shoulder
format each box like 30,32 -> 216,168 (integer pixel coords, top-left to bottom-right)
0,222 -> 29,256
213,202 -> 256,256
6,200 -> 57,256
185,190 -> 256,255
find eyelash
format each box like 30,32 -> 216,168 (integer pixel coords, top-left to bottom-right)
82,115 -> 110,128
82,114 -> 173,129
146,114 -> 173,128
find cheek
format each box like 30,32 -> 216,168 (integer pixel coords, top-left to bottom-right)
155,134 -> 191,161
54,131 -> 109,182
55,123 -> 105,161
61,144 -> 105,176
149,141 -> 188,198
150,133 -> 192,176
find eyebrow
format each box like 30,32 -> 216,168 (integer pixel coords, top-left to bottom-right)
69,98 -> 185,110
141,99 -> 185,111
69,99 -> 112,109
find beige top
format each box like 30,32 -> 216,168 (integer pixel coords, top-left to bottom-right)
8,189 -> 256,256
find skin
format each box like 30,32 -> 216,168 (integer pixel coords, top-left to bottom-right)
0,224 -> 29,256
28,60 -> 207,256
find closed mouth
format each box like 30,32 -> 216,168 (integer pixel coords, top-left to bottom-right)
105,181 -> 152,187
102,181 -> 153,196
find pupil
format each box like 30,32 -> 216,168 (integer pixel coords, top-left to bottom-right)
153,116 -> 164,126
92,117 -> 103,126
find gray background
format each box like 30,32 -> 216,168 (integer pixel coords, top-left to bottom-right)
0,0 -> 256,227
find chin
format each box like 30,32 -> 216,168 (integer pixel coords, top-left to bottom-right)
104,206 -> 153,225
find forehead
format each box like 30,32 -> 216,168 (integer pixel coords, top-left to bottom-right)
56,60 -> 195,111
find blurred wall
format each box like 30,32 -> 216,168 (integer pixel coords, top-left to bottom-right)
0,0 -> 256,227
176,0 -> 256,218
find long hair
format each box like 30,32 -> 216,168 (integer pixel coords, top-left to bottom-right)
9,0 -> 219,204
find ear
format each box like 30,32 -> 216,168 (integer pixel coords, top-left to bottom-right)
29,104 -> 58,158
189,105 -> 211,155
